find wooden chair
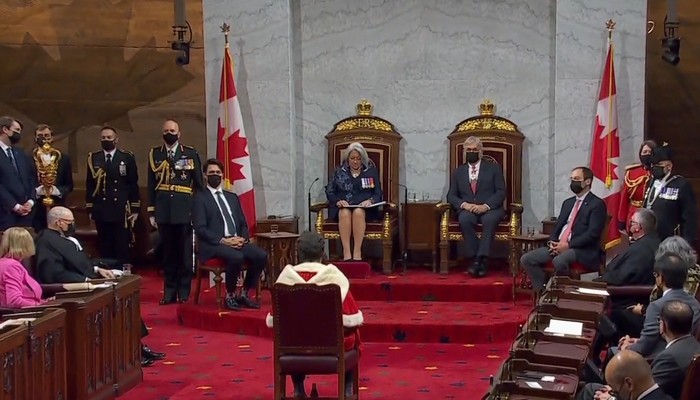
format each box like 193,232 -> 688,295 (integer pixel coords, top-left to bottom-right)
310,100 -> 402,274
193,248 -> 261,306
272,283 -> 359,400
680,355 -> 700,400
437,100 -> 525,274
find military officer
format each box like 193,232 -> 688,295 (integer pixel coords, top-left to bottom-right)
148,119 -> 203,305
642,144 -> 698,245
617,140 -> 656,233
85,126 -> 140,263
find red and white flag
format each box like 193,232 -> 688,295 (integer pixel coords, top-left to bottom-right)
590,35 -> 621,249
216,39 -> 257,235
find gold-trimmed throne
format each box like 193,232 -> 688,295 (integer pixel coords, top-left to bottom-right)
437,100 -> 525,274
310,100 -> 402,274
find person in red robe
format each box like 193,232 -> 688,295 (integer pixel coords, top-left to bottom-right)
266,231 -> 362,398
618,140 -> 656,233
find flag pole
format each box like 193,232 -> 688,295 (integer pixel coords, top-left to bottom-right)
605,19 -> 616,189
220,23 -> 232,190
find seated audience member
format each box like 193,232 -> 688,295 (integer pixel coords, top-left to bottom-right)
617,253 -> 700,358
580,301 -> 700,400
266,231 -> 363,398
191,158 -> 266,311
590,350 -> 673,400
616,236 -> 700,339
325,142 -> 382,261
34,206 -> 165,367
0,227 -> 48,307
446,136 -> 506,277
521,166 -> 607,291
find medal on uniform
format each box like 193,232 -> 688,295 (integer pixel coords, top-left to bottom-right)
119,161 -> 126,176
170,170 -> 176,180
181,170 -> 188,180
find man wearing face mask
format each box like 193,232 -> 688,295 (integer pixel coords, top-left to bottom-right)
30,124 -> 74,231
521,166 -> 607,292
147,119 -> 203,304
642,144 -> 697,246
85,126 -> 140,264
617,140 -> 656,234
0,116 -> 36,230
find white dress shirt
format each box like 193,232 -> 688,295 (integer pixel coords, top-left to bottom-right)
558,191 -> 590,241
103,149 -> 116,160
468,160 -> 481,182
208,185 -> 236,237
665,334 -> 690,349
636,384 -> 660,399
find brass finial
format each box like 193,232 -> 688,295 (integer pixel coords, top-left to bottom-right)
606,19 -> 616,39
356,99 -> 373,116
479,99 -> 495,116
221,23 -> 231,45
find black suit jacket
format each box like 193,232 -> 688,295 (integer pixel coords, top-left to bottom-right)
550,192 -> 607,268
602,233 -> 660,286
0,145 -> 36,229
35,229 -> 98,284
652,335 -> 700,399
192,188 -> 250,261
447,161 -> 506,211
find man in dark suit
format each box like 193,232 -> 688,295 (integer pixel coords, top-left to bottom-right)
0,116 -> 36,230
580,300 -> 700,400
447,136 -> 506,277
147,119 -> 203,304
85,126 -> 140,264
35,206 -> 165,367
192,158 -> 267,311
521,166 -> 607,291
31,124 -> 73,231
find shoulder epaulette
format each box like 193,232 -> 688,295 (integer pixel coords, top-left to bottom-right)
625,163 -> 642,170
183,144 -> 196,150
118,148 -> 134,156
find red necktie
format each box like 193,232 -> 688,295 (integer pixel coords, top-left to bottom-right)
560,199 -> 582,243
470,166 -> 477,193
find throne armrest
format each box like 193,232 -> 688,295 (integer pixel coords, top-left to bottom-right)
607,285 -> 654,297
510,203 -> 524,214
384,203 -> 398,215
309,202 -> 329,213
437,202 -> 451,214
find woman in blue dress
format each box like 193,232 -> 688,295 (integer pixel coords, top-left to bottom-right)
326,142 -> 383,261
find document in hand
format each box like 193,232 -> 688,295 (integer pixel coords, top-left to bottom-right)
344,201 -> 387,208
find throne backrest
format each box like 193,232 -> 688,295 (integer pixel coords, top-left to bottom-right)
326,100 -> 403,205
447,100 -> 525,212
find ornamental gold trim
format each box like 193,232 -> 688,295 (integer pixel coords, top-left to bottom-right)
335,118 -> 392,132
457,118 -> 516,132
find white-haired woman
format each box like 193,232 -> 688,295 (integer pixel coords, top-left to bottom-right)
325,142 -> 383,261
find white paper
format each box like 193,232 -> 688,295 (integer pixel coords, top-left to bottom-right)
91,283 -> 115,289
344,201 -> 387,208
541,376 -> 555,382
525,381 -> 543,389
544,319 -> 583,336
110,269 -> 124,277
575,287 -> 609,296
0,318 -> 35,329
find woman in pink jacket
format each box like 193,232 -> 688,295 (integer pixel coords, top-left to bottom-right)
0,227 -> 45,307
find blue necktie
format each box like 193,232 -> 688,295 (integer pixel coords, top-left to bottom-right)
6,148 -> 18,173
216,191 -> 237,236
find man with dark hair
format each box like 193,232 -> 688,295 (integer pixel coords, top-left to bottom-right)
643,144 -> 697,245
31,123 -> 73,231
0,116 -> 36,230
85,126 -> 139,263
265,231 -> 362,398
192,158 -> 266,311
618,253 -> 700,358
521,166 -> 607,291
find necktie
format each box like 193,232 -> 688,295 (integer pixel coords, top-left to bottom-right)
560,199 -> 582,243
105,153 -> 112,166
470,165 -> 477,193
216,191 -> 237,236
6,148 -> 17,173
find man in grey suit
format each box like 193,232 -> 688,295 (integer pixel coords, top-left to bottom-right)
579,300 -> 700,400
619,253 -> 700,358
447,136 -> 506,278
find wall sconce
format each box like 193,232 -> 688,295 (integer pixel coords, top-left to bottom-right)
171,0 -> 192,66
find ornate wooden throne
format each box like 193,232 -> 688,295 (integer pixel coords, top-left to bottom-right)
437,100 -> 525,274
310,100 -> 402,274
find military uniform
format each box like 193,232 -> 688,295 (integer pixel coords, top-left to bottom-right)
642,174 -> 698,245
617,164 -> 650,231
147,143 -> 203,303
85,148 -> 139,263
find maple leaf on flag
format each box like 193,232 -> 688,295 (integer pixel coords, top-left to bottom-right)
591,115 -> 620,182
225,129 -> 249,182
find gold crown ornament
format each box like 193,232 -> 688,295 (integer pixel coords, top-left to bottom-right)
356,99 -> 373,116
479,99 -> 495,116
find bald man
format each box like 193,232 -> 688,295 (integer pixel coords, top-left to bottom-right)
580,350 -> 672,400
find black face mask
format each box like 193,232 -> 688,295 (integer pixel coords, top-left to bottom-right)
101,140 -> 116,151
35,137 -> 50,146
651,165 -> 666,180
570,181 -> 585,194
465,152 -> 480,164
639,154 -> 652,168
63,223 -> 76,237
163,133 -> 178,145
207,175 -> 222,188
8,132 -> 21,145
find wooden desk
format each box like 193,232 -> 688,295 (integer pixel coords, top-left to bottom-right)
403,201 -> 441,272
255,232 -> 299,288
509,234 -> 549,302
257,217 -> 299,234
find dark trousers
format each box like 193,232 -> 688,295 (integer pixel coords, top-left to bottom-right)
95,220 -> 131,264
521,247 -> 577,291
160,223 -> 193,300
141,319 -> 148,338
207,242 -> 267,293
457,208 -> 504,259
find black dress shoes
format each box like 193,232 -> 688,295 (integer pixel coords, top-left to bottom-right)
224,296 -> 242,311
142,345 -> 165,360
466,258 -> 488,278
141,358 -> 155,367
159,295 -> 176,305
238,295 -> 260,309
178,297 -> 189,304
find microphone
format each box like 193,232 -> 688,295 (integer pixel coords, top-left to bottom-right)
307,177 -> 320,231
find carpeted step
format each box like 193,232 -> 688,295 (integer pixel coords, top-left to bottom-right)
176,299 -> 530,344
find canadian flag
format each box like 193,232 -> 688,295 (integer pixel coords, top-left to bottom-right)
216,40 -> 257,235
590,35 -> 621,250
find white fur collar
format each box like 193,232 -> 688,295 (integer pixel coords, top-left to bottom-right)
275,262 -> 349,301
